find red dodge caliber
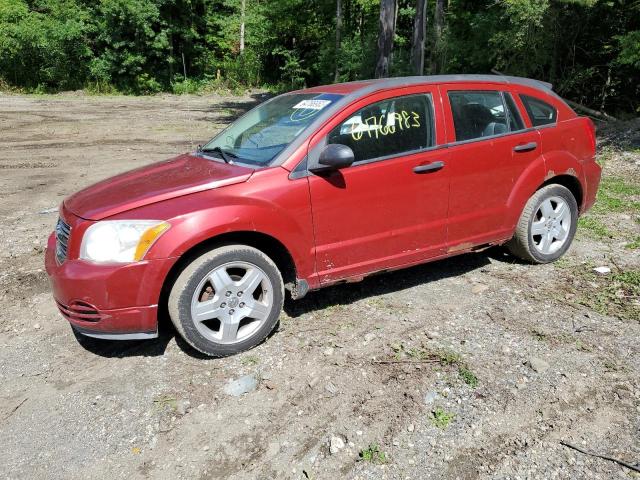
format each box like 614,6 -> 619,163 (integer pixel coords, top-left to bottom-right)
45,75 -> 601,356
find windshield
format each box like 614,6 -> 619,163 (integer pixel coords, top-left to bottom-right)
201,92 -> 343,167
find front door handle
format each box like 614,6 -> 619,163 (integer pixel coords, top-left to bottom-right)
413,161 -> 445,174
513,142 -> 538,153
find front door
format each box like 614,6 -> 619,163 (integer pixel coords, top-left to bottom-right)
305,89 -> 450,284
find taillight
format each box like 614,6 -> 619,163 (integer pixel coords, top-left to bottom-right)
585,118 -> 596,156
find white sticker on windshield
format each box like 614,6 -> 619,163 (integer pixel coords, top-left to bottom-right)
292,99 -> 332,110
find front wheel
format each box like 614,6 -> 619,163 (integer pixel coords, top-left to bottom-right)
506,184 -> 578,264
168,245 -> 284,357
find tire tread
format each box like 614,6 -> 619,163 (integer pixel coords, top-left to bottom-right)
167,245 -> 284,357
506,184 -> 577,264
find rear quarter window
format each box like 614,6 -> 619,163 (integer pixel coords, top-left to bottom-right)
520,94 -> 557,127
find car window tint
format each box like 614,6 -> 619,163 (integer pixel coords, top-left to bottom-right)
327,94 -> 434,163
448,90 -> 510,141
504,92 -> 525,131
520,94 -> 557,127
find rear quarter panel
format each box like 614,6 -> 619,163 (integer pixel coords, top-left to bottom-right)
507,85 -> 596,217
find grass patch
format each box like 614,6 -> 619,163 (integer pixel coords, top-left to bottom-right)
591,177 -> 640,214
530,328 -> 548,341
573,268 -> 640,321
600,177 -> 640,197
434,349 -> 462,365
578,216 -> 614,239
575,340 -> 593,352
240,355 -> 259,366
152,396 -> 177,411
458,366 -> 479,387
578,173 -> 640,241
602,358 -> 627,372
390,344 -> 479,388
358,444 -> 387,464
625,236 -> 640,250
430,407 -> 455,429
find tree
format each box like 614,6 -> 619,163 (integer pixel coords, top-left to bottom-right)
0,0 -> 638,114
334,0 -> 342,82
239,0 -> 245,54
374,0 -> 396,78
410,0 -> 427,75
430,0 -> 446,74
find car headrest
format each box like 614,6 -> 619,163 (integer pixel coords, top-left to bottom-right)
482,122 -> 508,137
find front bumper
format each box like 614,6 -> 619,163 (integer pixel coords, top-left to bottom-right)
45,232 -> 173,338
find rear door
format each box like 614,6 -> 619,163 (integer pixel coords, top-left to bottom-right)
305,87 -> 450,283
440,84 -> 541,249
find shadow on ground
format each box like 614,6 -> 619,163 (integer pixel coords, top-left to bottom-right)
73,248 -> 517,359
283,249 -> 504,318
72,327 -> 175,358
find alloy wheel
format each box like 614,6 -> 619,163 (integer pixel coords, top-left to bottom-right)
531,196 -> 572,255
190,261 -> 273,344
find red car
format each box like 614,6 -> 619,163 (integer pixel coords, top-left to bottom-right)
45,75 -> 601,356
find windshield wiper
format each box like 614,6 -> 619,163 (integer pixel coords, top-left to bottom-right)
199,146 -> 235,164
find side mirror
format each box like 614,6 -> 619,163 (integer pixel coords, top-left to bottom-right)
316,144 -> 355,170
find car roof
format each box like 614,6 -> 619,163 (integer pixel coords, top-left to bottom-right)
299,74 -> 554,97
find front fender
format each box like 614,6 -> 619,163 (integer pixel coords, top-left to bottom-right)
158,204 -> 311,267
119,169 -> 316,283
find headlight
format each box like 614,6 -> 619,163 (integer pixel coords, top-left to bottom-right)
80,220 -> 170,263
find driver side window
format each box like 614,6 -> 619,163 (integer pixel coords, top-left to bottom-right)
327,94 -> 435,164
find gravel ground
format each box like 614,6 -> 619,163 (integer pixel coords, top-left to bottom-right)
0,92 -> 638,480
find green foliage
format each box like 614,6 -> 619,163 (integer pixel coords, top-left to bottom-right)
272,47 -> 309,90
578,216 -> 614,239
0,0 -> 638,113
430,407 -> 455,429
617,31 -> 640,68
625,237 -> 640,250
575,268 -> 640,321
458,366 -> 479,388
592,176 -> 640,214
0,0 -> 91,90
358,443 -> 387,463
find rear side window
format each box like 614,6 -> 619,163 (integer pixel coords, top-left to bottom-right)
327,94 -> 434,163
448,91 -> 512,141
520,94 -> 557,127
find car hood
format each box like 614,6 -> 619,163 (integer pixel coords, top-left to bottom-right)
64,154 -> 254,220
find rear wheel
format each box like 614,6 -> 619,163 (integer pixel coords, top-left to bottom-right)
506,184 -> 578,264
168,245 -> 284,357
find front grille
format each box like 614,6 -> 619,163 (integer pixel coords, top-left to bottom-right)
56,300 -> 103,322
55,217 -> 71,264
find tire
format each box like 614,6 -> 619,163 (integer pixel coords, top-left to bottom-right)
506,184 -> 578,264
168,245 -> 284,357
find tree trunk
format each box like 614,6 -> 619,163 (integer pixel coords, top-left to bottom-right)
334,0 -> 342,82
410,0 -> 427,75
430,0 -> 446,74
375,0 -> 397,78
239,0 -> 246,54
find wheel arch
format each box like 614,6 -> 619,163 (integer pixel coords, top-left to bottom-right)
540,174 -> 584,212
158,231 -> 299,320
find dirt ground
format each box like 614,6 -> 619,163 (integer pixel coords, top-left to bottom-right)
0,92 -> 638,480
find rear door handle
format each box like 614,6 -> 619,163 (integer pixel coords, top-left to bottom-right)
513,142 -> 538,153
413,161 -> 445,174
